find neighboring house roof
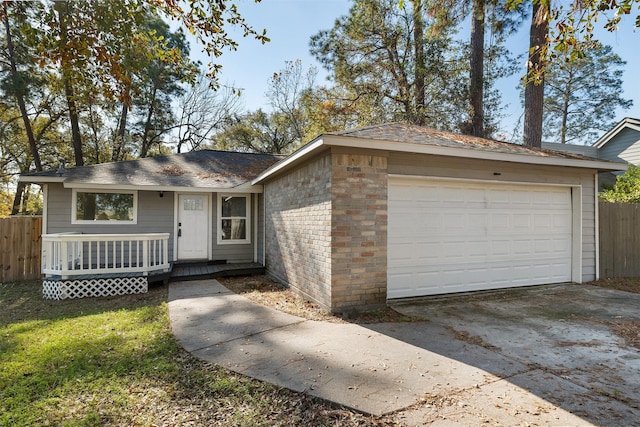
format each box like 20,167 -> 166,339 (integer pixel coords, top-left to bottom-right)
538,142 -> 599,159
593,117 -> 640,149
20,150 -> 283,192
253,122 -> 626,184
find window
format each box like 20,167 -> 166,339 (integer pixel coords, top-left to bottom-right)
218,194 -> 250,244
72,190 -> 137,224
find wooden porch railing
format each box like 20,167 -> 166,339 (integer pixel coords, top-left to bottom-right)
42,233 -> 170,278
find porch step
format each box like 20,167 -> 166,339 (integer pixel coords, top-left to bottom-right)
169,262 -> 265,282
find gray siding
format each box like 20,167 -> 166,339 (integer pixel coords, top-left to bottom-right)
46,185 -> 260,263
210,193 -> 255,263
388,152 -> 598,283
580,174 -> 597,281
598,128 -> 640,164
257,193 -> 265,263
47,183 -> 176,260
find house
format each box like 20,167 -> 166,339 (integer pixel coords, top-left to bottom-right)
21,123 -> 625,312
592,117 -> 640,163
542,117 -> 640,188
19,150 -> 282,299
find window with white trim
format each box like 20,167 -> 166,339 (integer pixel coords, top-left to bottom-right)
72,189 -> 137,224
218,194 -> 250,244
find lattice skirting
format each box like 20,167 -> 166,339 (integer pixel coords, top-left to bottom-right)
43,276 -> 148,300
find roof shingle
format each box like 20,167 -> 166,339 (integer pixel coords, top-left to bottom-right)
22,150 -> 283,188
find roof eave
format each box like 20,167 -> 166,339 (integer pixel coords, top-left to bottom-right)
593,117 -> 640,148
252,137 -> 326,184
254,134 -> 626,182
61,181 -> 264,193
18,175 -> 65,184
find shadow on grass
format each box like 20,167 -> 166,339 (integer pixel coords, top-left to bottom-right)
0,280 -> 168,325
1,280 -> 371,426
0,280 -> 177,425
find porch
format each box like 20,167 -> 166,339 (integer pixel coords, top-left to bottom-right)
41,232 -> 264,300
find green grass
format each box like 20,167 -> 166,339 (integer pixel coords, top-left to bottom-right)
0,281 -> 375,426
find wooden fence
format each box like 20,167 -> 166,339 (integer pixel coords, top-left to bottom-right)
599,202 -> 640,278
0,216 -> 42,282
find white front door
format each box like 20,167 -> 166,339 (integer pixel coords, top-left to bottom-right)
177,194 -> 209,260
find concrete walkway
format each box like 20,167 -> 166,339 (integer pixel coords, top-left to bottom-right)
168,279 -> 592,424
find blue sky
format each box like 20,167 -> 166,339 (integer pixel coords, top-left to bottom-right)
193,0 -> 640,143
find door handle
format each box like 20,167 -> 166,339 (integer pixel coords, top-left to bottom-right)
178,229 -> 182,237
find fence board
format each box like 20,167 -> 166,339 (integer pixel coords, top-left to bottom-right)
599,202 -> 640,278
0,216 -> 42,282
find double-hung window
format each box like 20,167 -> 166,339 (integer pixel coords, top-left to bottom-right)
218,194 -> 250,244
72,189 -> 137,224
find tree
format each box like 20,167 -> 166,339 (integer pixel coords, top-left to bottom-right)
543,44 -> 632,145
215,110 -> 300,154
600,165 -> 640,203
468,0 -> 485,136
553,0 -> 640,56
173,72 -> 242,153
35,0 -> 268,165
310,0 -> 469,130
266,59 -> 317,143
522,0 -> 550,148
508,0 -> 639,148
311,0 -> 517,135
131,18 -> 197,158
1,2 -> 42,172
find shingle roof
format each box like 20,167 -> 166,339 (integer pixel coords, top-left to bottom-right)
330,122 -> 596,161
22,150 -> 283,188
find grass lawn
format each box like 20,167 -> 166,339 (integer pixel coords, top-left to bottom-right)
0,280 -> 379,427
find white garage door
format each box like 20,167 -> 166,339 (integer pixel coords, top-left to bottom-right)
388,177 -> 573,299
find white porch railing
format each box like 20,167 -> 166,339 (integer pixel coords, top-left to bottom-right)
42,233 -> 170,278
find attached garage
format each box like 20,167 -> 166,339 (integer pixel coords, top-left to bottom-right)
388,176 -> 576,298
255,122 -> 626,313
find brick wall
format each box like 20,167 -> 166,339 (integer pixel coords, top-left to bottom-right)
331,153 -> 388,312
264,153 -> 333,310
264,150 -> 389,313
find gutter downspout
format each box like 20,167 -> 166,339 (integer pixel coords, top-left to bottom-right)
42,184 -> 48,235
262,190 -> 266,266
253,193 -> 258,263
595,173 -> 600,280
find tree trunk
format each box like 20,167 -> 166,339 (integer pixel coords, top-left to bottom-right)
112,102 -> 128,161
523,0 -> 550,148
139,86 -> 157,158
560,74 -> 572,144
3,3 -> 42,172
468,0 -> 485,137
412,0 -> 426,125
11,181 -> 26,215
55,1 -> 84,166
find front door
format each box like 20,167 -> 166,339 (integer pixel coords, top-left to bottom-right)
177,194 -> 209,260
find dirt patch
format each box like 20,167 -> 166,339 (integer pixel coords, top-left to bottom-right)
555,340 -> 603,348
586,278 -> 640,349
601,320 -> 640,350
218,276 -> 342,323
217,275 -> 420,324
587,277 -> 640,294
445,326 -> 500,351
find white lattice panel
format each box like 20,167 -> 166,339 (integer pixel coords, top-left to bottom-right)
42,276 -> 148,300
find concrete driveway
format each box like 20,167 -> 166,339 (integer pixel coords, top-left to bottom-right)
389,283 -> 640,425
169,280 -> 640,425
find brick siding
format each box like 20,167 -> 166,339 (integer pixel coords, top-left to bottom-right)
263,150 -> 389,313
264,153 -> 333,310
330,153 -> 388,312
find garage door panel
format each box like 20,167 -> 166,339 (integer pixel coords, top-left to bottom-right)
388,178 -> 573,299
